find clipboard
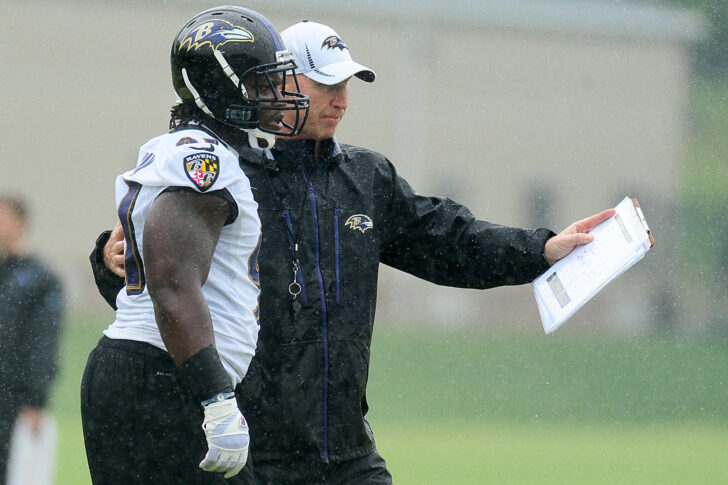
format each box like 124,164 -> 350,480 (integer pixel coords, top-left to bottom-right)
533,196 -> 655,334
632,198 -> 655,248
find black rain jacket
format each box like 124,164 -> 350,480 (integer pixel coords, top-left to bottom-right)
90,136 -> 554,462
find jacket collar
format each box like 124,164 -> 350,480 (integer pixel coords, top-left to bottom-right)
237,136 -> 346,173
270,137 -> 343,170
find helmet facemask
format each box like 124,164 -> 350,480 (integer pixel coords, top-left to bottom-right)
226,50 -> 310,139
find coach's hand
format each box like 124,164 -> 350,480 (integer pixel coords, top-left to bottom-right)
544,208 -> 616,266
199,396 -> 250,478
104,221 -> 126,277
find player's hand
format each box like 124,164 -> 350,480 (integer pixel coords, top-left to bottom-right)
199,396 -> 250,478
104,221 -> 126,277
544,209 -> 616,266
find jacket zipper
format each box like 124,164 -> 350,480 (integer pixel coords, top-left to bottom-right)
303,168 -> 330,462
282,209 -> 308,305
334,207 -> 341,304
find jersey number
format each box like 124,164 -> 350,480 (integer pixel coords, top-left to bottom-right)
118,181 -> 146,295
248,233 -> 262,322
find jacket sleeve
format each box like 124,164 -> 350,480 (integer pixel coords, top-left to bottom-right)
378,159 -> 555,289
89,230 -> 125,310
19,274 -> 63,408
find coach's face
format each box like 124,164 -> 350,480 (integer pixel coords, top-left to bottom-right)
285,75 -> 349,141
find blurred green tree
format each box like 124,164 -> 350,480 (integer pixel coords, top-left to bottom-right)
662,0 -> 728,77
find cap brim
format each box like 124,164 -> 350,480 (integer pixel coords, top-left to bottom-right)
302,59 -> 375,85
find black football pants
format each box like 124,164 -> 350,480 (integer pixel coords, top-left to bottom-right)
80,336 -> 253,485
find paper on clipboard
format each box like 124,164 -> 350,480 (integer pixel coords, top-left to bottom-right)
533,196 -> 654,334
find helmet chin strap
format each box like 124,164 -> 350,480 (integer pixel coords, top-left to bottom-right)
245,128 -> 276,149
182,68 -> 214,117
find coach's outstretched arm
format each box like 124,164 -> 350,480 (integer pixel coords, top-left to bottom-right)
144,189 -> 249,479
543,208 -> 616,266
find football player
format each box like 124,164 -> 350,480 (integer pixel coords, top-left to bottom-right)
80,6 -> 308,484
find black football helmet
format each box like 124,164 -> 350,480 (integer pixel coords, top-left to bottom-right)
171,6 -> 309,146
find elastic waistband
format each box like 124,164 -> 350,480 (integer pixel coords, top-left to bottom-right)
98,335 -> 170,360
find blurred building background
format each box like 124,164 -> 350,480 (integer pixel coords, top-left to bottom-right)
2,0 -> 724,334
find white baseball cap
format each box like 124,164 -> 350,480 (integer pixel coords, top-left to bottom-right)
281,21 -> 375,85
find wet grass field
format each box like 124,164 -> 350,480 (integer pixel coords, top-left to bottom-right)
50,319 -> 728,484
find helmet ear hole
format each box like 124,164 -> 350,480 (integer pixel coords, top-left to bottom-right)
203,89 -> 219,99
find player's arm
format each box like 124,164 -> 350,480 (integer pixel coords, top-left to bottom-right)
143,188 -> 249,478
143,188 -> 228,366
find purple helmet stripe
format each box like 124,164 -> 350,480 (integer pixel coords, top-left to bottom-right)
239,8 -> 282,51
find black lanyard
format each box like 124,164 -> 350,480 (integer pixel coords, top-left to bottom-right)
258,150 -> 327,313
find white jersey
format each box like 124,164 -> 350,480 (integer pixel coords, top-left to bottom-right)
104,126 -> 261,387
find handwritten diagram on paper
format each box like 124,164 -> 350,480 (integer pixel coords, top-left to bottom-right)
533,197 -> 653,334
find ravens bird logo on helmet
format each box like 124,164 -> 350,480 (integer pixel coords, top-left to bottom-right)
178,19 -> 254,53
